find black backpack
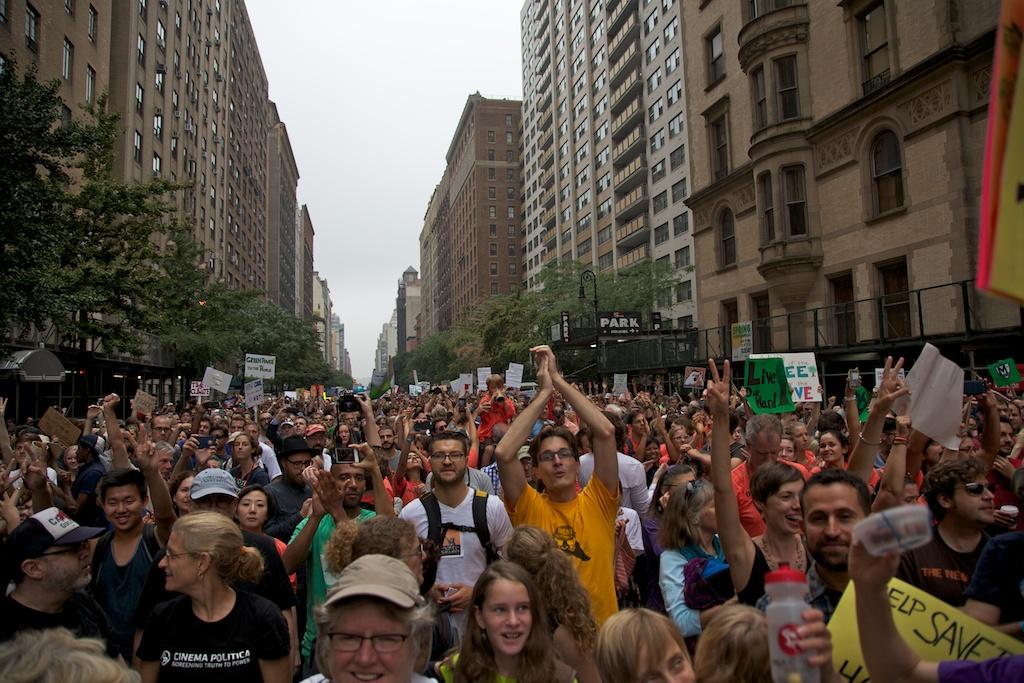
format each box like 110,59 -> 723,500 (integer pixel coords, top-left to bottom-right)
420,488 -> 499,564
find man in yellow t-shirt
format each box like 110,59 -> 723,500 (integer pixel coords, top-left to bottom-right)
496,345 -> 620,624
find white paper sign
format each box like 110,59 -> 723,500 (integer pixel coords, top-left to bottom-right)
477,367 -> 492,391
409,384 -> 423,396
612,373 -> 628,394
901,343 -> 963,449
202,367 -> 232,393
284,390 -> 297,400
244,379 -> 264,406
190,381 -> 210,397
244,353 -> 276,379
506,363 -> 525,389
452,373 -> 473,395
874,367 -> 906,386
749,352 -> 822,403
731,322 -> 754,361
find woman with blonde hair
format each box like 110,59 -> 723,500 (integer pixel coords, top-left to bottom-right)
136,511 -> 291,682
595,608 -> 694,683
505,526 -> 599,683
0,628 -> 140,683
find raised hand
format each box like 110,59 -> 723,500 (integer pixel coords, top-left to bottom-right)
706,358 -> 731,415
874,356 -> 910,413
102,393 -> 120,411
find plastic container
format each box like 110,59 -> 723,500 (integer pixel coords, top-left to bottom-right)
765,564 -> 820,683
852,504 -> 932,557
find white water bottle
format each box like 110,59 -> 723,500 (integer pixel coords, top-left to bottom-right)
765,563 -> 819,683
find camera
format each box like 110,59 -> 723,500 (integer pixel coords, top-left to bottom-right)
337,393 -> 360,413
330,447 -> 360,464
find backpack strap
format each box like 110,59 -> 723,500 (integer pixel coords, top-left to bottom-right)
140,523 -> 161,562
420,491 -> 445,547
471,489 -> 499,564
90,530 -> 115,588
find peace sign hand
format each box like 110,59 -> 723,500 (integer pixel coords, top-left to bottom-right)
706,359 -> 731,416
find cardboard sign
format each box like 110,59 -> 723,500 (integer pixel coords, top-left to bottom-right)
244,353 -> 276,379
477,367 -> 492,392
683,366 -> 706,388
731,322 -> 753,361
612,373 -> 628,394
201,367 -> 232,393
244,379 -> 264,406
988,357 -> 1021,387
506,363 -> 525,389
38,407 -> 82,447
744,357 -> 795,414
131,389 -> 157,417
189,381 -> 210,397
828,579 -> 1024,683
750,352 -> 821,403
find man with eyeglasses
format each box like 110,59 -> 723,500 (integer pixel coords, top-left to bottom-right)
264,435 -> 316,542
895,458 -> 994,606
400,431 -> 513,636
0,507 -> 116,656
496,345 -> 621,625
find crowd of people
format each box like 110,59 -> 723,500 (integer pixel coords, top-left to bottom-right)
1,345 -> 1023,683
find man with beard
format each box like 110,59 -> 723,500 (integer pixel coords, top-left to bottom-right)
0,507 -> 114,655
378,424 -> 401,472
758,467 -> 871,621
264,435 -> 316,542
284,443 -> 394,670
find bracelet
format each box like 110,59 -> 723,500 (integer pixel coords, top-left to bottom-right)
844,397 -> 857,403
892,436 -> 908,445
858,431 -> 881,447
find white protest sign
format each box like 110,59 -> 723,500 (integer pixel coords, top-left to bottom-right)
874,367 -> 906,386
202,367 -> 232,393
456,373 -> 473,395
131,389 -> 157,416
244,353 -> 276,379
506,363 -> 525,389
750,352 -> 822,403
612,373 -> 628,394
900,344 -> 963,449
731,322 -> 753,361
409,385 -> 423,396
244,379 -> 264,406
190,381 -> 210,397
283,390 -> 297,400
477,367 -> 492,391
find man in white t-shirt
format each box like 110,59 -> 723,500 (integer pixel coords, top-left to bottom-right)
400,430 -> 512,641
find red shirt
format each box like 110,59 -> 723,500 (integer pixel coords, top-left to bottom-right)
478,394 -> 517,440
732,463 -> 766,537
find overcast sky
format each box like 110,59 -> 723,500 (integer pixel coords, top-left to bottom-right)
246,1 -> 524,381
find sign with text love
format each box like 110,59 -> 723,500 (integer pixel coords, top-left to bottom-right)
505,363 -> 525,390
744,357 -> 794,414
201,367 -> 232,393
828,579 -> 1024,683
189,381 -> 210,397
750,352 -> 821,403
244,379 -> 264,406
244,353 -> 276,380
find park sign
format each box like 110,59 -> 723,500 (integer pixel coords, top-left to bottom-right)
599,311 -> 643,336
244,353 -> 276,379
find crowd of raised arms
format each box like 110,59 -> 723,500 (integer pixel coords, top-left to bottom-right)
2,345 -> 1024,683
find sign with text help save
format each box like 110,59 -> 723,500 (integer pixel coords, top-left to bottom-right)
598,311 -> 643,335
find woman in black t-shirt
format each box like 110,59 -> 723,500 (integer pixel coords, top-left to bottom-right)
137,512 -> 290,683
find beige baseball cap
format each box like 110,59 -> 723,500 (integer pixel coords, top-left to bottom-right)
323,554 -> 423,609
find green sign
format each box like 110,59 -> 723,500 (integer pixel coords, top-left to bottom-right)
745,357 -> 795,414
856,385 -> 871,422
987,358 -> 1021,387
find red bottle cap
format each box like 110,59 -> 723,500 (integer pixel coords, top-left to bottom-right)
764,561 -> 806,584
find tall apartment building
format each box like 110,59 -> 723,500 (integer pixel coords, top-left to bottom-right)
396,266 -> 421,353
330,314 -> 345,372
299,203 -> 315,320
418,94 -> 522,338
679,0 -> 1017,357
312,272 -> 332,364
375,309 -> 397,376
266,102 -> 299,313
518,0 -> 697,329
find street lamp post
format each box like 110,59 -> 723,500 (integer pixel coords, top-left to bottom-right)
579,269 -> 600,378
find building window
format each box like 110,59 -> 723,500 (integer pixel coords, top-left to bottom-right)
65,0 -> 74,15
133,130 -> 143,162
157,20 -> 166,49
670,144 -> 685,170
665,48 -> 680,75
676,280 -> 692,303
648,68 -> 662,93
653,191 -> 668,214
654,223 -> 669,244
598,251 -> 613,270
491,282 -> 499,294
673,212 -> 689,235
88,5 -> 97,41
85,65 -> 95,104
489,223 -> 498,237
668,112 -> 684,139
674,246 -> 691,268
647,37 -> 661,63
598,225 -> 612,244
775,55 -> 800,120
488,167 -> 496,180
706,25 -> 725,85
859,2 -> 890,91
664,16 -> 679,42
782,166 -> 807,236
135,83 -> 144,112
138,34 -> 146,65
758,172 -> 775,242
138,0 -> 146,19
710,113 -> 729,180
649,98 -> 664,122
667,80 -> 682,106
671,179 -> 687,202
579,238 -> 592,256
650,128 -> 665,152
153,113 -> 163,138
752,66 -> 767,130
507,186 -> 516,200
878,258 -> 910,338
645,8 -> 658,35
505,114 -> 513,126
62,39 -> 74,80
651,160 -> 666,182
152,152 -> 161,175
489,243 -> 498,257
506,150 -> 515,162
155,70 -> 164,93
506,131 -> 514,144
488,187 -> 497,199
25,4 -> 39,52
508,223 -> 516,236
871,131 -> 904,214
507,206 -> 516,219
489,262 -> 498,276
719,210 -> 736,267
489,206 -> 497,218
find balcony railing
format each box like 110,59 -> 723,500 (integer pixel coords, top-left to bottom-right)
611,98 -> 643,139
613,156 -> 646,192
612,126 -> 643,162
608,14 -> 639,61
617,242 -> 650,269
614,186 -> 646,217
614,214 -> 647,247
610,68 -> 642,113
862,68 -> 891,97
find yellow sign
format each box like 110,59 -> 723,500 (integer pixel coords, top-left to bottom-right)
828,579 -> 1024,683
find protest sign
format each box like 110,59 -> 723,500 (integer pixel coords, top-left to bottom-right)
855,385 -> 871,422
506,363 -> 525,389
189,381 -> 210,397
828,579 -> 1024,683
730,322 -> 753,361
683,366 -> 706,388
477,367 -> 492,391
244,353 -> 276,380
744,357 -> 794,414
131,389 -> 157,417
244,379 -> 264,407
874,367 -> 906,387
612,373 -> 628,394
987,357 -> 1021,387
453,373 -> 474,395
749,352 -> 821,402
201,367 -> 232,393
409,385 -> 423,396
899,344 -> 963,449
39,407 -> 81,447
283,391 -> 297,400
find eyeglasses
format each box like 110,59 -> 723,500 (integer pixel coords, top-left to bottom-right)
165,548 -> 197,561
537,448 -> 575,463
961,482 -> 996,496
429,451 -> 467,462
285,458 -> 313,468
327,632 -> 409,653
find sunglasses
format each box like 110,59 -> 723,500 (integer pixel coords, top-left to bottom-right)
961,482 -> 996,496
